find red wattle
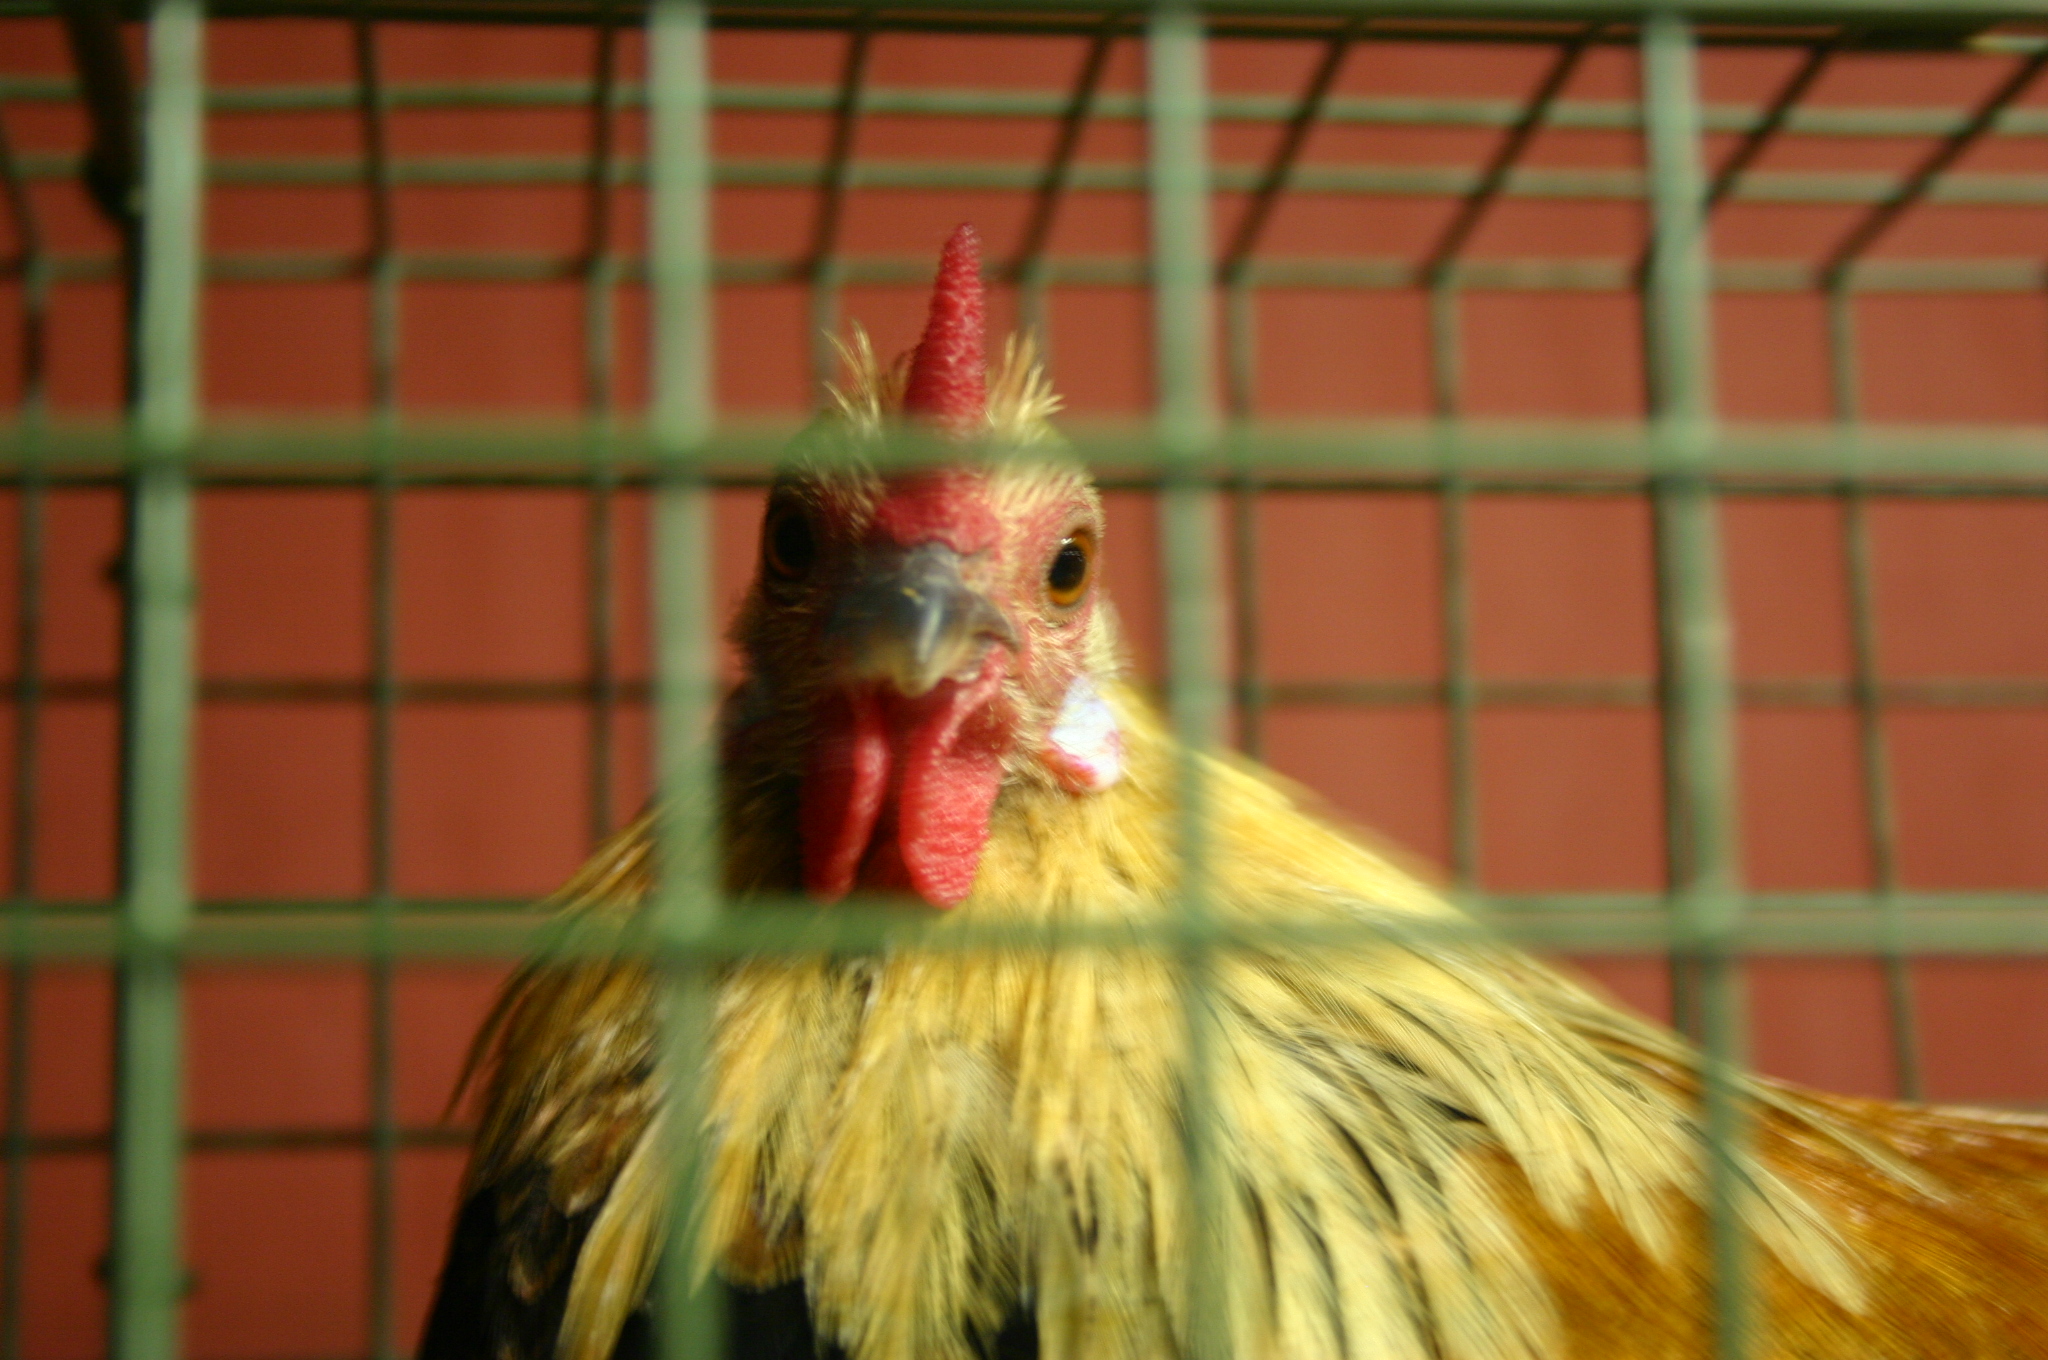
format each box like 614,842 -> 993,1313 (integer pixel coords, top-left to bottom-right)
892,669 -> 1007,907
799,688 -> 890,901
797,663 -> 1008,909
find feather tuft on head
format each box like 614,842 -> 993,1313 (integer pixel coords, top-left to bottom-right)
830,326 -> 1060,444
826,326 -> 907,434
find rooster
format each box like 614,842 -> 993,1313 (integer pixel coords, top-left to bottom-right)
420,224 -> 2048,1360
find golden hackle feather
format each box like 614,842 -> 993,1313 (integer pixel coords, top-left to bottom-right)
825,326 -> 904,437
445,326 -> 2048,1360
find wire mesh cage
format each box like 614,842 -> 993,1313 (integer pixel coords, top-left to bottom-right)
3,1 -> 2048,1358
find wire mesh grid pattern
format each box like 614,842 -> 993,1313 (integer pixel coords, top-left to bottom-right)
4,2 -> 2048,1358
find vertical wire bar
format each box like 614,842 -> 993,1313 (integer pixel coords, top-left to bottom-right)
1629,26 -> 1829,993
1843,487 -> 1919,1098
113,2 -> 204,1358
584,15 -> 624,844
806,21 -> 872,400
0,102 -> 46,1360
1438,464 -> 1478,890
1426,279 -> 1460,419
0,482 -> 40,1360
1826,281 -> 1921,1098
1211,19 -> 1348,762
585,15 -> 623,420
1423,29 -> 1586,445
1150,8 -> 1215,456
1825,280 -> 1859,434
1221,272 -> 1255,424
0,109 -> 46,419
1419,35 -> 1589,893
1147,7 -> 1227,1355
355,17 -> 399,418
1428,278 -> 1478,892
1229,470 -> 1260,761
648,4 -> 721,1357
1222,281 -> 1261,759
1014,19 -> 1116,356
350,21 -> 402,1360
1642,13 -> 1747,1360
1426,272 -> 1480,890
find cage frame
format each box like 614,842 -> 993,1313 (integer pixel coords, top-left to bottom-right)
5,1 -> 2048,1358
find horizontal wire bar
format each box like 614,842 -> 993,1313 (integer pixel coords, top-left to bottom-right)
21,149 -> 2048,207
0,1 -> 2032,42
23,0 -> 2048,29
1258,675 -> 2048,706
9,75 -> 2041,142
17,251 -> 2048,296
8,673 -> 2045,709
23,896 -> 534,916
15,1125 -> 471,1156
16,890 -> 2048,914
8,421 -> 2048,481
12,892 -> 2048,959
13,471 -> 2048,503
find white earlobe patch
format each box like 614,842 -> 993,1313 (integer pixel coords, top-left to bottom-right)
1043,675 -> 1123,793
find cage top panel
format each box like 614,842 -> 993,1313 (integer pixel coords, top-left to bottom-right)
7,0 -> 2048,49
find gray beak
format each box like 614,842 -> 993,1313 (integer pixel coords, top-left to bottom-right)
830,542 -> 1019,697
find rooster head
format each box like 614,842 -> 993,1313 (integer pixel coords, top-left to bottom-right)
730,224 -> 1122,910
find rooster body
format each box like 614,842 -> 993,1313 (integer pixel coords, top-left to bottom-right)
422,227 -> 2048,1360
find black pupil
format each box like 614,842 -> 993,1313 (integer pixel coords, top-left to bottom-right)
769,509 -> 814,578
1049,540 -> 1088,595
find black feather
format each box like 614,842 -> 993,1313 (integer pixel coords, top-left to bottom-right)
419,1168 -> 598,1360
420,1179 -> 1040,1360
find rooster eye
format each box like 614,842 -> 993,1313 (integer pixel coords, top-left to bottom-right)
762,502 -> 816,583
1046,532 -> 1094,608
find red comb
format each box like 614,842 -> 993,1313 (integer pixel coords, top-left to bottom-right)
900,224 -> 986,436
